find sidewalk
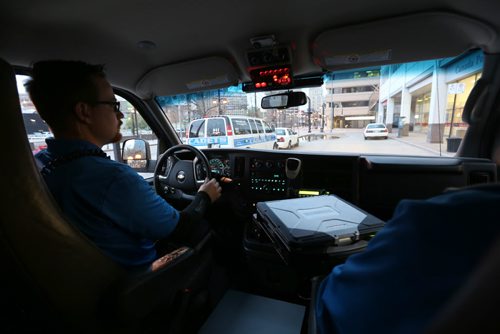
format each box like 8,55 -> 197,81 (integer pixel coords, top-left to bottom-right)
388,131 -> 455,157
295,126 -> 457,157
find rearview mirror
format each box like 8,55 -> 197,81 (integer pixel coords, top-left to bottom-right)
261,91 -> 307,109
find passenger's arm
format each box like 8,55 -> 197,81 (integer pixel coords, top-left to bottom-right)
315,188 -> 500,334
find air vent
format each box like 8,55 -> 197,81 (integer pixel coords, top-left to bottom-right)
233,157 -> 245,178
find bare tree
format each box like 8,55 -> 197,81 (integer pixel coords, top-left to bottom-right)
188,91 -> 221,118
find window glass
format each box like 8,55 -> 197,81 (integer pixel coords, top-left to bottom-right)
249,119 -> 258,134
255,119 -> 264,133
16,75 -> 158,164
444,73 -> 481,138
333,86 -> 376,93
207,118 -> 226,136
232,118 -> 252,135
276,129 -> 286,135
413,92 -> 431,132
156,51 -> 482,156
341,101 -> 369,108
189,119 -> 205,138
328,69 -> 380,80
114,95 -> 158,162
16,75 -> 52,154
367,124 -> 385,129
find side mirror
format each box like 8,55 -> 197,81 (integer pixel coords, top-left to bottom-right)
261,91 -> 307,109
122,138 -> 150,169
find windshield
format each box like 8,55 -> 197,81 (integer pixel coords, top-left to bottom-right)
157,51 -> 482,157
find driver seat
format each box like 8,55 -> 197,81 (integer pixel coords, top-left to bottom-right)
0,58 -> 210,333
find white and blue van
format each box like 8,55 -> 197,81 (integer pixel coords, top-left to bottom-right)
186,116 -> 276,149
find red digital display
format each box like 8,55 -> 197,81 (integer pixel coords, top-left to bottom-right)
250,65 -> 293,90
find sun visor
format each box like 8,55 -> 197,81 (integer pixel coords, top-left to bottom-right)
313,12 -> 497,71
136,57 -> 239,98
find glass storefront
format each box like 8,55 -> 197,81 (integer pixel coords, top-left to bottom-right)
413,92 -> 430,133
445,73 -> 481,138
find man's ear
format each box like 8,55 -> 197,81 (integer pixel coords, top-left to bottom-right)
74,102 -> 93,124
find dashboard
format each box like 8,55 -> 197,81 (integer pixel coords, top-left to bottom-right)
203,148 -> 497,220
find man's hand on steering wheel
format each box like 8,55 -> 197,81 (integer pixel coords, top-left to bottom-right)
199,178 -> 222,203
154,144 -> 222,202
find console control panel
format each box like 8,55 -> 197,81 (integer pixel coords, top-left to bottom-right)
249,158 -> 287,194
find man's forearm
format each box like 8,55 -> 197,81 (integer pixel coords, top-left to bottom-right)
170,191 -> 211,240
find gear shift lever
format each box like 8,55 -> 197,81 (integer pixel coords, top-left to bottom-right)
286,157 -> 301,179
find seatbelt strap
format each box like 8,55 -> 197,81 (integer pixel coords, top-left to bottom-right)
37,149 -> 109,176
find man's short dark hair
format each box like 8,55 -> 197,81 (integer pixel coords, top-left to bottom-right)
25,60 -> 106,133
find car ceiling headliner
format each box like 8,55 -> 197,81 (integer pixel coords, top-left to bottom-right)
1,0 -> 500,94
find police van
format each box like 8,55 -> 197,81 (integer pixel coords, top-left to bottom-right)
186,116 -> 276,149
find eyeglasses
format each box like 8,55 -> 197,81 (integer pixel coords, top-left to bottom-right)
92,101 -> 121,113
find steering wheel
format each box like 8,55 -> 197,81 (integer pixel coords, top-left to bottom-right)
154,144 -> 211,201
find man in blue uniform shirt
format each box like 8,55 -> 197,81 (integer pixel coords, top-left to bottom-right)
26,60 -> 221,270
315,184 -> 500,334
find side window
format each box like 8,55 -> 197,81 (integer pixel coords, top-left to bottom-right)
255,119 -> 264,133
24,113 -> 50,145
207,118 -> 226,136
189,119 -> 205,138
249,119 -> 258,134
17,75 -> 53,155
232,118 -> 252,135
114,95 -> 158,162
16,75 -> 159,163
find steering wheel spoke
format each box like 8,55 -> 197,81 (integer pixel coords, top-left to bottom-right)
193,157 -> 208,183
165,155 -> 179,178
156,174 -> 169,185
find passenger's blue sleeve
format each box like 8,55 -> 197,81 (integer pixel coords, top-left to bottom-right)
315,188 -> 500,334
316,199 -> 421,334
101,166 -> 179,240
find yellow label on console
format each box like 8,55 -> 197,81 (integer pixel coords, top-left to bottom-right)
298,190 -> 320,196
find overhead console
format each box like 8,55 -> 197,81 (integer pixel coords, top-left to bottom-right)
242,35 -> 323,92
